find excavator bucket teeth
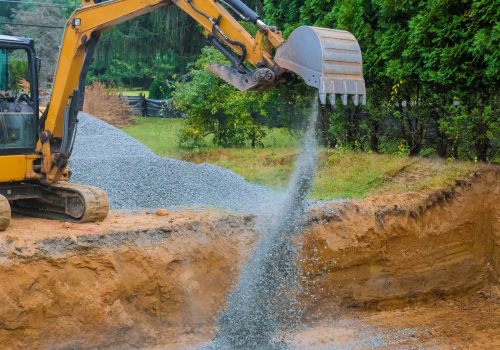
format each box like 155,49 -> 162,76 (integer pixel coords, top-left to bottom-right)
275,26 -> 366,106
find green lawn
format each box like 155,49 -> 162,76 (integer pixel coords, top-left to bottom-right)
124,118 -> 185,157
111,88 -> 149,98
123,117 -> 478,199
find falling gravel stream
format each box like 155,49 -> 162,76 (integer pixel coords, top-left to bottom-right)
205,100 -> 319,349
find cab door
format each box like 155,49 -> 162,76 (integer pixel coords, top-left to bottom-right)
0,38 -> 39,182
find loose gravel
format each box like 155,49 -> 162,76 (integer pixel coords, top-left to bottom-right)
209,100 -> 319,349
70,113 -> 282,214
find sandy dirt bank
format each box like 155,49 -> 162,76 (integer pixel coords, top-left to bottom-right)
0,167 -> 497,349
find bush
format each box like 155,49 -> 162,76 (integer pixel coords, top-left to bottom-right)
439,102 -> 499,161
148,79 -> 168,99
83,81 -> 134,128
173,48 -> 269,148
178,122 -> 208,151
172,46 -> 315,149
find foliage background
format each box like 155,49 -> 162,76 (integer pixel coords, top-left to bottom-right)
1,0 -> 498,160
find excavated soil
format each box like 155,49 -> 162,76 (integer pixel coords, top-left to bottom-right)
0,167 -> 498,349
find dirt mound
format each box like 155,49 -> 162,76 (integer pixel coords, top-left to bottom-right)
0,166 -> 497,349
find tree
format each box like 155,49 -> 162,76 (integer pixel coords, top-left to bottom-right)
3,4 -> 67,88
88,6 -> 205,87
173,47 -> 269,148
173,47 -> 311,148
405,0 -> 499,160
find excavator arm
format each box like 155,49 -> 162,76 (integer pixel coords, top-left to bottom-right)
42,0 -> 282,136
39,0 -> 366,183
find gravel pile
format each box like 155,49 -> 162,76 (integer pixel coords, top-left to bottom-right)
70,113 -> 281,213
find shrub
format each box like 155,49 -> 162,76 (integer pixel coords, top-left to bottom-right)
83,81 -> 134,128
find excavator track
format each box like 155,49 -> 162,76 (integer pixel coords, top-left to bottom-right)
49,183 -> 110,223
10,183 -> 109,224
0,194 -> 11,231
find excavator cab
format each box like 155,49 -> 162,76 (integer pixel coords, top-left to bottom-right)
0,36 -> 109,231
0,35 -> 38,156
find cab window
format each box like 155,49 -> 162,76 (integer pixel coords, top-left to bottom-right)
0,48 -> 35,151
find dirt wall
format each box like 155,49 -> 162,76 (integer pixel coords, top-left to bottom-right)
0,167 -> 497,349
0,212 -> 256,349
302,167 -> 499,312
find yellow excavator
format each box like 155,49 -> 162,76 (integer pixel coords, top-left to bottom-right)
0,0 -> 365,231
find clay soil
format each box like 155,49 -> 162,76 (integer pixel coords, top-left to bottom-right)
0,167 -> 498,349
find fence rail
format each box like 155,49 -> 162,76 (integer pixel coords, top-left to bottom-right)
122,95 -> 184,118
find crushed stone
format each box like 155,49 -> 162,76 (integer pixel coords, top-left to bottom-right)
70,113 -> 282,214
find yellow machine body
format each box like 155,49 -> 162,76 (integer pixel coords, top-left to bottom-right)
0,155 -> 34,182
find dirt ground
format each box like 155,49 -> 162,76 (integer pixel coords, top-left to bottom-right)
293,286 -> 500,349
0,167 -> 497,349
147,287 -> 500,349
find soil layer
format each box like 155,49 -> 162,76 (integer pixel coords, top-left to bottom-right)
0,167 -> 497,349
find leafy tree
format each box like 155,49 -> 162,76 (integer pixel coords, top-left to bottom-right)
173,47 -> 312,148
264,0 -> 305,35
2,3 -> 67,88
88,6 -> 205,88
440,102 -> 499,161
405,0 -> 499,160
173,47 -> 269,148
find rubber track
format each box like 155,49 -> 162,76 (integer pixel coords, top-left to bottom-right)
49,183 -> 110,223
12,183 -> 109,224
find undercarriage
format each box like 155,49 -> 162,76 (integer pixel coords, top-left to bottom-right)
0,182 -> 109,231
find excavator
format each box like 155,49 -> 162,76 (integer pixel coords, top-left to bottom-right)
0,0 -> 365,231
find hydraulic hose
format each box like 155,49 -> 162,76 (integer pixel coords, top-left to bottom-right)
187,0 -> 248,65
220,0 -> 259,23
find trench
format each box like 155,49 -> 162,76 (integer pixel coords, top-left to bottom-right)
0,167 -> 498,349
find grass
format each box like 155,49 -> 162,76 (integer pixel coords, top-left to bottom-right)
185,148 -> 299,189
124,117 -> 185,156
312,150 -> 479,199
123,117 -> 479,199
110,88 -> 149,98
312,150 -> 415,199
